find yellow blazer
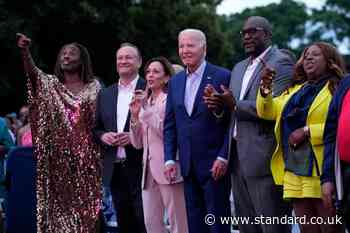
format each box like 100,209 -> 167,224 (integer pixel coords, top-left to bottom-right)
256,82 -> 332,185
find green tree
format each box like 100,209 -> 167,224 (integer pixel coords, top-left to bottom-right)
219,0 -> 309,65
311,0 -> 350,51
0,0 -> 228,114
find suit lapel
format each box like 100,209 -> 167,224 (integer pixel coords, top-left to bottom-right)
242,47 -> 275,100
241,61 -> 263,99
111,83 -> 119,131
232,59 -> 249,100
135,77 -> 147,90
177,71 -> 188,116
308,83 -> 330,115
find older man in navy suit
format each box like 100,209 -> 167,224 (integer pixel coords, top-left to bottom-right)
163,29 -> 231,233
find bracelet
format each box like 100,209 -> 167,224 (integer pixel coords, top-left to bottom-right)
130,118 -> 139,127
303,125 -> 310,137
212,110 -> 224,119
260,86 -> 272,97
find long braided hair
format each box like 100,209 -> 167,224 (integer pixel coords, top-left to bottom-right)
54,42 -> 95,84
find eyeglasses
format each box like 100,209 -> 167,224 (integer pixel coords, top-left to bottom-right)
239,27 -> 265,37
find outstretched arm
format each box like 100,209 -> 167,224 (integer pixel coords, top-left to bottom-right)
17,33 -> 40,87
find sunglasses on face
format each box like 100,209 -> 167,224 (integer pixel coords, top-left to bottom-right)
240,27 -> 265,37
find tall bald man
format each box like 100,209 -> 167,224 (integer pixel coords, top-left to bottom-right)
164,29 -> 232,233
219,16 -> 294,233
94,43 -> 146,233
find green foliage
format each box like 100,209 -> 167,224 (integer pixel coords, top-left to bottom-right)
220,0 -> 309,64
1,0 -> 230,115
311,0 -> 350,46
1,0 -> 349,114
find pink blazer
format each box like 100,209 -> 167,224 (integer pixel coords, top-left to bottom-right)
130,92 -> 183,189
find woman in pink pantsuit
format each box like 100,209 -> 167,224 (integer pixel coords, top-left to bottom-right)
130,57 -> 188,233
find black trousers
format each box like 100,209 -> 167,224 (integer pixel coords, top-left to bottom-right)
110,161 -> 146,233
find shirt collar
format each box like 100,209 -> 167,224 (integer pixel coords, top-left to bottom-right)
250,46 -> 272,66
186,60 -> 207,79
118,74 -> 139,90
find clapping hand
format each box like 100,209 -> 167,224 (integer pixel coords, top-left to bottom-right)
217,85 -> 235,112
203,84 -> 222,112
203,84 -> 235,112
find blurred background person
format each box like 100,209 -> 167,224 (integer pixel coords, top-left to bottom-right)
0,117 -> 14,157
257,42 -> 346,233
17,105 -> 32,146
4,113 -> 20,143
18,105 -> 29,126
130,57 -> 188,233
171,64 -> 184,75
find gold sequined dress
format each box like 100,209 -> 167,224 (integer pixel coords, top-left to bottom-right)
26,64 -> 102,233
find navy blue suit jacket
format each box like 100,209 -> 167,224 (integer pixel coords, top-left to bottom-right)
322,74 -> 350,184
93,78 -> 146,186
164,62 -> 231,179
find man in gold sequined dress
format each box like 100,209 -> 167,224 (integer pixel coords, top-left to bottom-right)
17,33 -> 102,233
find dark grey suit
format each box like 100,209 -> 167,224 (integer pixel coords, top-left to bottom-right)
93,78 -> 146,233
229,47 -> 293,233
94,79 -> 146,186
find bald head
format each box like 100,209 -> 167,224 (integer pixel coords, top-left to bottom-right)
244,16 -> 272,36
241,16 -> 272,58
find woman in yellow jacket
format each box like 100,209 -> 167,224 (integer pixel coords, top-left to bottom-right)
256,42 -> 346,233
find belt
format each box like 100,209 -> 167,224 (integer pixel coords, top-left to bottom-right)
114,158 -> 127,165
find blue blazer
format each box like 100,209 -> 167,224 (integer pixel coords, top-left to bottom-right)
322,74 -> 350,184
93,78 -> 146,186
164,62 -> 231,179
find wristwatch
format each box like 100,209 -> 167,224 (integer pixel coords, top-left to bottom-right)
213,110 -> 224,118
260,85 -> 271,96
130,118 -> 139,127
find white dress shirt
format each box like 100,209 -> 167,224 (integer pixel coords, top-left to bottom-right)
233,46 -> 271,138
184,61 -> 206,115
116,75 -> 139,159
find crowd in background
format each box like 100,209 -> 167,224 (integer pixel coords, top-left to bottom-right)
0,105 -> 32,151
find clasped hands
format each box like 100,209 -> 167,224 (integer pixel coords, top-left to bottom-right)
203,84 -> 236,113
101,132 -> 131,147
